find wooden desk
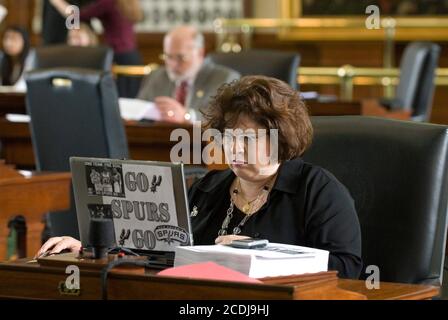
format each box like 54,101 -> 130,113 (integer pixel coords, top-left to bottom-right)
306,99 -> 411,119
0,91 -> 26,116
0,119 -> 197,169
0,101 -> 409,169
337,279 -> 439,300
125,121 -> 197,163
0,163 -> 71,259
0,91 -> 409,168
0,257 -> 439,300
0,91 -> 410,119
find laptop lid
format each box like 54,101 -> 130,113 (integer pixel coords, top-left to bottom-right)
69,157 -> 193,254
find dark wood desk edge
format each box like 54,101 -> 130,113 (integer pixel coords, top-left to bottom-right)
0,261 -> 295,295
337,279 -> 440,300
0,260 -> 440,300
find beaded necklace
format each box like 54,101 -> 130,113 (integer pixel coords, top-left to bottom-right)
217,177 -> 274,236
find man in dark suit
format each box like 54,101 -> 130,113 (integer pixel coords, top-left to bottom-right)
137,25 -> 240,123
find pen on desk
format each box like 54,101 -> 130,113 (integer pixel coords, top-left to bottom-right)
27,251 -> 53,264
37,251 -> 52,259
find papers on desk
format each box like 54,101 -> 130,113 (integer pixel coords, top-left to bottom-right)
18,170 -> 33,178
300,91 -> 338,102
0,85 -> 25,93
300,91 -> 319,100
5,114 -> 30,123
174,243 -> 329,278
118,98 -> 161,121
5,98 -> 162,123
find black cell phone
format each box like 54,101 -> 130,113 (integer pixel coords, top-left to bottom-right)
229,238 -> 269,249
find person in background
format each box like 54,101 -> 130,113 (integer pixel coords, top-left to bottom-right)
42,0 -> 92,45
137,25 -> 240,123
35,76 -> 362,279
67,22 -> 98,47
49,0 -> 143,97
0,26 -> 33,91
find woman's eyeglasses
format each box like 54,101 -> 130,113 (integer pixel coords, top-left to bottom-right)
223,131 -> 269,147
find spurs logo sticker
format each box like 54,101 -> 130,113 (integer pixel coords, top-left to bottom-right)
150,175 -> 162,193
155,225 -> 189,245
119,229 -> 131,246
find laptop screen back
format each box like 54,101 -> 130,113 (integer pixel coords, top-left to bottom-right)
70,157 -> 193,253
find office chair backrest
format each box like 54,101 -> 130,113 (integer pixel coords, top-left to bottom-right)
207,50 -> 300,90
30,45 -> 113,71
26,68 -> 128,171
396,42 -> 441,122
303,116 -> 448,285
25,68 -> 128,238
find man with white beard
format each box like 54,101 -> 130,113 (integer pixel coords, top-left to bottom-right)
137,25 -> 240,123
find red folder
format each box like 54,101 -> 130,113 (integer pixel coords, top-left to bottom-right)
157,261 -> 262,283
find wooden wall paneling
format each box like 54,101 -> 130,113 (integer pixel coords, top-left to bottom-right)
2,0 -> 35,31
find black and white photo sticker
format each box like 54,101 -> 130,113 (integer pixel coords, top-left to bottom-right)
87,204 -> 113,219
85,162 -> 125,197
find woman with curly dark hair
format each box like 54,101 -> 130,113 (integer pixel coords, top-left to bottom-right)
193,76 -> 362,279
36,76 -> 362,279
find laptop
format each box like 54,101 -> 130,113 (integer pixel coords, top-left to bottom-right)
70,157 -> 193,264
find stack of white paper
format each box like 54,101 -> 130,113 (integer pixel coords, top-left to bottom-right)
174,243 -> 329,278
118,98 -> 161,121
5,114 -> 31,123
0,85 -> 25,93
5,98 -> 162,123
300,91 -> 319,100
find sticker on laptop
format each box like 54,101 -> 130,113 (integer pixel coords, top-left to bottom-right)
85,161 -> 125,197
87,203 -> 113,219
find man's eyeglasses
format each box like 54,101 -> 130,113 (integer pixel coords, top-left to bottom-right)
159,53 -> 192,63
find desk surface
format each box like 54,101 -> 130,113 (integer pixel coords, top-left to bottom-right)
0,258 -> 439,300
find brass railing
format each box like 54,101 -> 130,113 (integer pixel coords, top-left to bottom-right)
113,64 -> 448,101
212,18 -> 448,64
112,63 -> 159,77
300,66 -> 448,100
212,17 -> 448,97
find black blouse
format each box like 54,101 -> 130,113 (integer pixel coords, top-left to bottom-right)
188,157 -> 363,279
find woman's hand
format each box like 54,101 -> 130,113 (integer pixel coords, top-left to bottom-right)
34,236 -> 81,259
215,235 -> 251,245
